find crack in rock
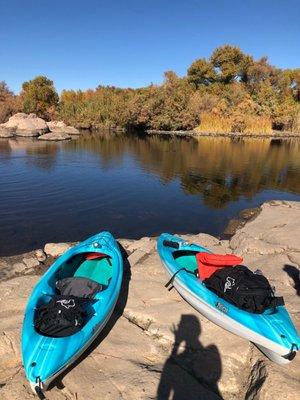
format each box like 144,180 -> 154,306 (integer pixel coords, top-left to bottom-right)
244,359 -> 267,400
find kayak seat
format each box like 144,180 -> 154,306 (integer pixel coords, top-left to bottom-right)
54,253 -> 113,288
173,250 -> 199,275
74,257 -> 112,286
196,253 -> 243,281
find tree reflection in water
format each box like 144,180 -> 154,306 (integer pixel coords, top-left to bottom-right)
1,132 -> 300,255
65,133 -> 300,208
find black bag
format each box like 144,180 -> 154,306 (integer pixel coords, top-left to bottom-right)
34,295 -> 87,337
204,265 -> 284,313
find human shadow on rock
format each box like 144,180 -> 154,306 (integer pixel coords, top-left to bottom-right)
157,314 -> 223,400
49,241 -> 131,390
283,264 -> 300,297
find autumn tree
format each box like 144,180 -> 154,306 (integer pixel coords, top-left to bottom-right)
21,76 -> 59,120
187,58 -> 216,87
210,45 -> 246,83
0,81 -> 21,123
57,45 -> 299,134
147,71 -> 199,130
289,68 -> 300,101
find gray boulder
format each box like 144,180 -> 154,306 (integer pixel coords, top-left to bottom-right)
2,113 -> 49,137
47,120 -> 80,135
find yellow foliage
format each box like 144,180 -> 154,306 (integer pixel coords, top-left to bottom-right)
196,113 -> 272,134
196,113 -> 232,133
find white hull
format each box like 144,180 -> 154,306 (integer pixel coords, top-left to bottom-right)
165,267 -> 291,365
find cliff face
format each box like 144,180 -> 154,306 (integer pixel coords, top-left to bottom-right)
0,200 -> 299,400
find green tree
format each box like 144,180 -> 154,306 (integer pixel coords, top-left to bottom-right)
187,58 -> 216,87
210,45 -> 246,83
21,76 -> 59,119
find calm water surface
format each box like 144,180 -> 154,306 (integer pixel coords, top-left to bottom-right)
1,133 -> 300,256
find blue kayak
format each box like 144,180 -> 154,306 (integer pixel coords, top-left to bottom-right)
21,232 -> 123,395
157,233 -> 300,364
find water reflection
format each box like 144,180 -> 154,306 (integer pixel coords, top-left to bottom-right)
66,133 -> 300,207
0,133 -> 300,255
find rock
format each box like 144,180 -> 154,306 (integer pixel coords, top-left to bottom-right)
44,242 -> 74,258
0,201 -> 299,399
2,113 -> 48,137
47,121 -> 80,135
10,262 -> 27,274
188,233 -> 223,248
0,250 -> 43,280
35,249 -> 47,262
46,120 -> 66,131
127,249 -> 148,266
234,201 -> 300,248
75,122 -> 91,130
117,238 -> 135,251
64,126 -> 80,135
22,256 -> 40,269
126,236 -> 156,254
0,126 -> 14,138
239,207 -> 260,220
38,132 -> 71,141
230,201 -> 300,256
258,364 -> 300,400
223,218 -> 243,236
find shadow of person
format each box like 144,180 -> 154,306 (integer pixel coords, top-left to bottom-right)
283,264 -> 300,297
49,241 -> 131,390
157,314 -> 222,400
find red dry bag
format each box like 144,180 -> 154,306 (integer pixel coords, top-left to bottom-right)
196,252 -> 243,280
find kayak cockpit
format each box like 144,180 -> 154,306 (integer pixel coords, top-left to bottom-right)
34,252 -> 114,329
172,250 -> 199,277
49,252 -> 113,289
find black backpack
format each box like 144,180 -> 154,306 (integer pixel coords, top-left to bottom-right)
34,295 -> 87,337
204,265 -> 284,313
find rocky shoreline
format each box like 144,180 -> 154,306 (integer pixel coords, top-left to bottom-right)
146,129 -> 300,139
2,114 -> 300,142
0,113 -> 80,141
0,200 -> 299,399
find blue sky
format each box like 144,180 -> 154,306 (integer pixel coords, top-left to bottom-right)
0,0 -> 299,93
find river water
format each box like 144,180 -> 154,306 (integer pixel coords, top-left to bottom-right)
1,132 -> 300,255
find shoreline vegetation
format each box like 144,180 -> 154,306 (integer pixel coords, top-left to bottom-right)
145,129 -> 300,138
1,45 -> 300,137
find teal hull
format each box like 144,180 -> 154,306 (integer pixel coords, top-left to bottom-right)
21,232 -> 123,390
157,233 -> 300,364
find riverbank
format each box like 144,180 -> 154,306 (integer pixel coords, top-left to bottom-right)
1,113 -> 300,141
0,200 -> 299,399
146,129 -> 300,139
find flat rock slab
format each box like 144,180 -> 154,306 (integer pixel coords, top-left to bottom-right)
44,242 -> 77,257
39,132 -> 71,141
0,200 -> 299,399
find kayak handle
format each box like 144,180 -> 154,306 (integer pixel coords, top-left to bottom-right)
35,386 -> 46,400
163,240 -> 180,249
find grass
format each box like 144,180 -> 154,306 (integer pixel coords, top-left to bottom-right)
195,113 -> 273,135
